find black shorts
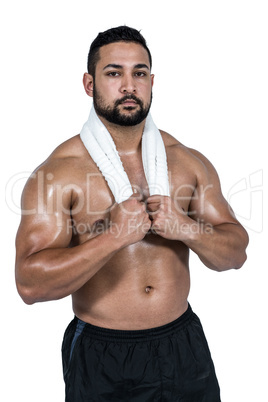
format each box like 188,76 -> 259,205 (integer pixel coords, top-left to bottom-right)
62,304 -> 221,401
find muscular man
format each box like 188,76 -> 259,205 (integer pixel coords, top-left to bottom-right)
15,26 -> 248,401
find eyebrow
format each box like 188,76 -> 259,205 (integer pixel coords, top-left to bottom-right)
103,63 -> 150,71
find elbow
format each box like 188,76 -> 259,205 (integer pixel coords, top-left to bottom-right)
16,274 -> 50,304
17,284 -> 52,305
16,282 -> 49,304
218,231 -> 249,272
233,250 -> 248,270
233,232 -> 249,270
234,227 -> 249,269
215,250 -> 248,272
203,246 -> 248,272
16,282 -> 38,305
15,264 -> 42,305
15,257 -> 50,304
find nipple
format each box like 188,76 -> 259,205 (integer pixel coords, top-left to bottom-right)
145,286 -> 152,293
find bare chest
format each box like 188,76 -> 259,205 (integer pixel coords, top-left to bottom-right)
70,152 -> 196,244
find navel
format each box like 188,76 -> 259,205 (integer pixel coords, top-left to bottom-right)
145,286 -> 153,293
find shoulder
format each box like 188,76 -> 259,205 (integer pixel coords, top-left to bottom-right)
31,134 -> 95,178
160,129 -> 216,177
22,134 -> 96,198
46,134 -> 89,166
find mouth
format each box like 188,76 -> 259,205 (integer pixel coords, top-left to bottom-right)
116,95 -> 141,108
121,99 -> 138,106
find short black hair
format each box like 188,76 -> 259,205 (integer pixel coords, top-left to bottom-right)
87,25 -> 152,77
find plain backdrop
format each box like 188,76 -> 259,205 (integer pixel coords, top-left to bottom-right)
1,1 -> 267,401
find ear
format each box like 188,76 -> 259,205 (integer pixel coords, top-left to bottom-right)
83,73 -> 94,97
150,74 -> 155,87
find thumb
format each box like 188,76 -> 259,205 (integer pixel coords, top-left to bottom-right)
129,191 -> 144,202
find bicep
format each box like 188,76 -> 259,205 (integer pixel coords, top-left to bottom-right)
15,171 -> 73,263
188,152 -> 238,226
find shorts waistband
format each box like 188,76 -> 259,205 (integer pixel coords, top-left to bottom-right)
74,303 -> 194,342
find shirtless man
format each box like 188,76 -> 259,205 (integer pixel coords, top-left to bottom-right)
15,26 -> 249,401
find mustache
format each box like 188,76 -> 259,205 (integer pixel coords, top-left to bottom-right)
115,94 -> 143,107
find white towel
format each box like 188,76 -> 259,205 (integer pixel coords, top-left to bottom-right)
80,107 -> 170,203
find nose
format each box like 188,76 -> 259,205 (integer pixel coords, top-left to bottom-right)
120,74 -> 136,94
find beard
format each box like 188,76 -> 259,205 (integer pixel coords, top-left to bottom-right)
93,86 -> 152,127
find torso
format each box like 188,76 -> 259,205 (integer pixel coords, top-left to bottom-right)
48,130 -> 200,329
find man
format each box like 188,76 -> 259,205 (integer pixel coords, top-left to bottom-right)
15,26 -> 249,401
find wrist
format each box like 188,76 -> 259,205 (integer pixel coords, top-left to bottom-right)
105,224 -> 128,251
177,219 -> 200,242
100,227 -> 124,253
182,220 -> 213,245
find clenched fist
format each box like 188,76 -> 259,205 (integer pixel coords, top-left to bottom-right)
108,195 -> 152,248
146,195 -> 195,241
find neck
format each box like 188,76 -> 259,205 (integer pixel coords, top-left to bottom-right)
97,115 -> 146,155
80,105 -> 170,203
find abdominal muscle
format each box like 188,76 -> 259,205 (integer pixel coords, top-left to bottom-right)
72,234 -> 190,330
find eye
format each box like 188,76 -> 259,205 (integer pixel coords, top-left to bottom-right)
107,71 -> 120,77
135,71 -> 147,77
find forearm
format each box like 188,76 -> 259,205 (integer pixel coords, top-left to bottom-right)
183,222 -> 249,271
16,230 -> 120,304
